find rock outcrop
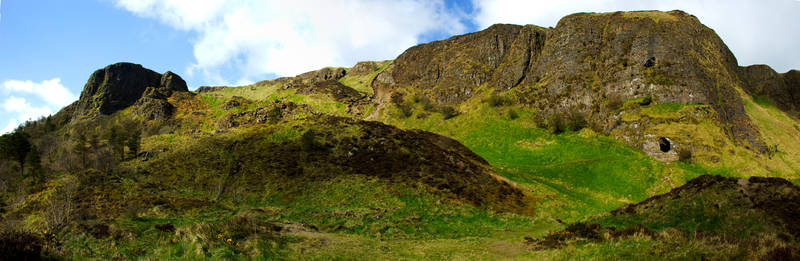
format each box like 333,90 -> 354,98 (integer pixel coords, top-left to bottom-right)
70,62 -> 190,120
373,10 -> 770,152
739,66 -> 800,117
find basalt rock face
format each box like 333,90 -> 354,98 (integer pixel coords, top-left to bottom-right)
373,24 -> 548,104
373,10 -> 767,151
739,66 -> 800,117
71,63 -> 189,120
75,63 -> 162,116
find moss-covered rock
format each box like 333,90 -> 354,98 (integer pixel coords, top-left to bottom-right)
373,10 -> 768,153
69,63 -> 190,119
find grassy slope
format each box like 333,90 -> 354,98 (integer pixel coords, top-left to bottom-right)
372,90 -> 710,223
10,62 -> 800,259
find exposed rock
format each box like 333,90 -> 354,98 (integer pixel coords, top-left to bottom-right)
294,80 -> 363,102
196,86 -> 227,93
74,62 -> 162,116
373,10 -> 766,152
69,63 -> 190,119
158,71 -> 189,96
372,24 -> 543,104
739,65 -> 800,117
296,67 -> 347,83
221,96 -> 251,110
218,101 -> 310,129
133,94 -> 175,121
348,61 -> 381,75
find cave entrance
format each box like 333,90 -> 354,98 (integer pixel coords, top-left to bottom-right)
659,137 -> 671,152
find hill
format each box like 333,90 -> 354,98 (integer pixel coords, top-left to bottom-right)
1,10 -> 799,260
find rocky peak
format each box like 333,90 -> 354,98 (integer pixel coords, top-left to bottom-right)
71,62 -> 189,118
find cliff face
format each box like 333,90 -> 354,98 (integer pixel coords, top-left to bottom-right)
372,24 -> 548,104
739,66 -> 800,117
373,10 -> 778,152
70,62 -> 189,119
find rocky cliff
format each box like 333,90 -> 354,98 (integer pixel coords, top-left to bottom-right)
739,66 -> 800,117
67,62 -> 190,120
372,10 -> 799,153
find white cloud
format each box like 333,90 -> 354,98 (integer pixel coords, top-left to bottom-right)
1,78 -> 75,134
114,0 -> 467,85
471,0 -> 800,72
3,78 -> 76,107
0,96 -> 53,134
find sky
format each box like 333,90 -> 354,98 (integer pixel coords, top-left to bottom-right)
1,0 -> 799,133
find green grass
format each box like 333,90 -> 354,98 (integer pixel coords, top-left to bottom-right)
338,60 -> 392,94
375,98 -> 713,222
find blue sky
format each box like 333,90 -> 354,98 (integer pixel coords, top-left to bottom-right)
1,0 -> 799,133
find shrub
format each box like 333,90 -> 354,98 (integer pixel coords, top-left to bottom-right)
486,94 -> 508,107
0,230 -> 42,260
420,97 -> 436,112
765,144 -> 779,159
440,106 -> 459,120
678,149 -> 692,162
566,112 -> 588,132
507,109 -> 519,120
267,105 -> 282,124
396,102 -> 414,118
389,92 -> 405,105
533,113 -> 547,129
638,96 -> 652,106
546,113 -> 566,134
45,175 -> 78,231
300,130 -> 320,152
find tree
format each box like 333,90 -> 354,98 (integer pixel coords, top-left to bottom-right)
25,145 -> 43,183
106,126 -> 126,161
0,131 -> 31,177
126,130 -> 141,159
73,132 -> 89,169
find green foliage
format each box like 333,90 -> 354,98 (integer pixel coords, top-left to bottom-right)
439,106 -> 459,120
397,103 -> 414,118
507,109 -> 519,120
300,129 -> 320,152
25,145 -> 43,182
566,112 -> 588,132
0,131 -> 31,176
267,105 -> 282,124
486,94 -> 509,107
127,130 -> 141,158
546,113 -> 566,134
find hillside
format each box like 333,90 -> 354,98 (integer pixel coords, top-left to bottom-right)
1,10 -> 799,260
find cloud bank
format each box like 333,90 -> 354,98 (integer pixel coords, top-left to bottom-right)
471,0 -> 800,72
114,0 -> 466,85
1,78 -> 77,134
